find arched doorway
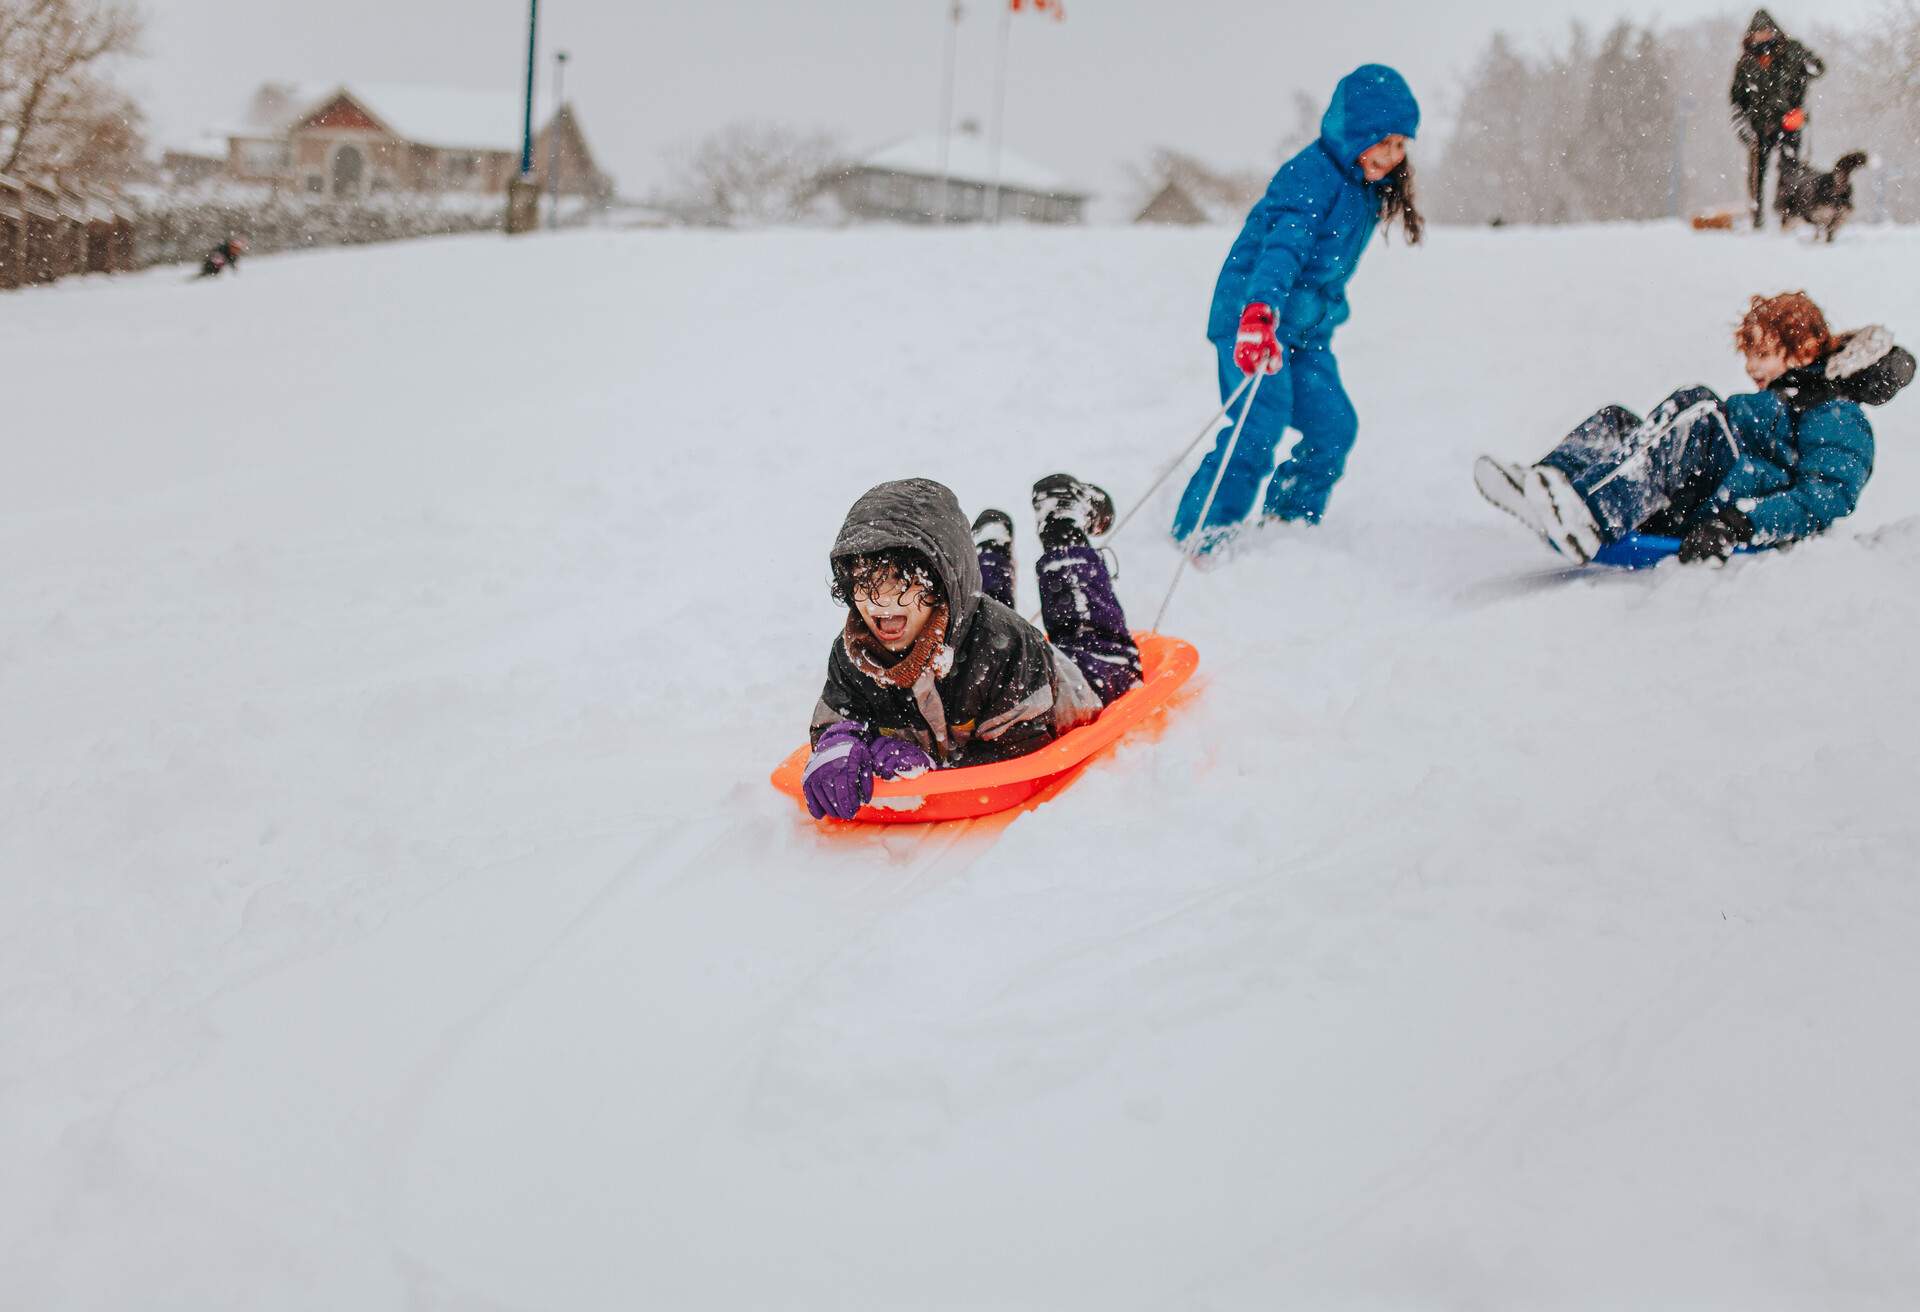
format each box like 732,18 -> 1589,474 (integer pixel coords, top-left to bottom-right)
331,145 -> 365,199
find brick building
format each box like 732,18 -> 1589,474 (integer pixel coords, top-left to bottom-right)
217,82 -> 611,201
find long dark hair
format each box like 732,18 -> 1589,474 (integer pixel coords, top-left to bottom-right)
1377,160 -> 1424,246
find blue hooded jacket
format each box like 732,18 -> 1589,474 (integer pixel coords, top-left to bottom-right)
1718,390 -> 1875,543
1208,65 -> 1421,346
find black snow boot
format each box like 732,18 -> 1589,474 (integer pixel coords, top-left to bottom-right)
1031,473 -> 1115,550
972,508 -> 1017,609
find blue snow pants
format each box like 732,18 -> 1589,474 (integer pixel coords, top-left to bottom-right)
1539,386 -> 1739,542
1172,338 -> 1359,541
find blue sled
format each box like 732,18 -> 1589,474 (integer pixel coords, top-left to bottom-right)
1584,534 -> 1756,570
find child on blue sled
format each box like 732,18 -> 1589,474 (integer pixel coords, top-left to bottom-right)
1477,292 -> 1912,565
802,475 -> 1143,820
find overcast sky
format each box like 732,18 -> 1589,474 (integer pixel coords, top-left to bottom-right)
131,0 -> 1888,203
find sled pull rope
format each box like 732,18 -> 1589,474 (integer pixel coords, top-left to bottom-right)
1022,374 -> 1261,627
1109,370 -> 1258,540
1153,366 -> 1269,632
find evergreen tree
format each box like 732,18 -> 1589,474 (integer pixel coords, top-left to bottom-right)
1435,32 -> 1536,224
1573,23 -> 1676,220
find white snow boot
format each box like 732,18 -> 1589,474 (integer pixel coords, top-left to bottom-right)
1474,456 -> 1604,563
1475,455 -> 1553,550
1525,464 -> 1604,564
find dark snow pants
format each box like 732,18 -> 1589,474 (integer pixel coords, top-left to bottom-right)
978,542 -> 1142,705
1539,387 -> 1741,542
1746,127 -> 1805,227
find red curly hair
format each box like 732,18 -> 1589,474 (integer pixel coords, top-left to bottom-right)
1735,292 -> 1833,367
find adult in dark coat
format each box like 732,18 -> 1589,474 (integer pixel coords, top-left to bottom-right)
1730,9 -> 1825,229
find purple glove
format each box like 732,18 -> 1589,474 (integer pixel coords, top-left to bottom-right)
802,721 -> 874,820
871,736 -> 934,780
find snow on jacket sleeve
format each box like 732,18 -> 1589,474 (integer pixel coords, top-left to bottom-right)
1235,157 -> 1336,327
1748,402 -> 1874,543
941,602 -> 1069,767
1722,392 -> 1875,544
1725,390 -> 1792,457
811,640 -> 876,745
1796,40 -> 1826,80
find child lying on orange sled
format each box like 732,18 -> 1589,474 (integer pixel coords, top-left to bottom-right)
803,475 -> 1143,819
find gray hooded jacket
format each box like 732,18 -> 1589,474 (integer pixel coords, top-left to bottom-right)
810,478 -> 1100,767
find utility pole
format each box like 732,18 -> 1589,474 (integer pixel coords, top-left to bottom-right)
549,50 -> 569,228
936,2 -> 962,222
987,1 -> 1011,223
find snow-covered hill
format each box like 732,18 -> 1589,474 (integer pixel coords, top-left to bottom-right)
4,223 -> 1918,1309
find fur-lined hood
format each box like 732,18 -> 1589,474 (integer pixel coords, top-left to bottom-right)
1771,326 -> 1916,411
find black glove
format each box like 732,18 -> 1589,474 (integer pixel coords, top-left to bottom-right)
1678,507 -> 1755,564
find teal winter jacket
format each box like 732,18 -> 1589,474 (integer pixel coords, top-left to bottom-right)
1718,389 -> 1875,544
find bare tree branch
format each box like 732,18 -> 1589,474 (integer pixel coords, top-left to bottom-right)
0,0 -> 142,180
654,121 -> 843,226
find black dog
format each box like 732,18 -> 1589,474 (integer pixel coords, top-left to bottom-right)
1775,150 -> 1870,243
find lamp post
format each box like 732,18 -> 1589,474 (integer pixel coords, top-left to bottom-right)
507,0 -> 541,233
520,0 -> 540,177
936,2 -> 962,223
549,50 -> 569,228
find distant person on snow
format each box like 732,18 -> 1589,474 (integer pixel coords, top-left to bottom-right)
1731,9 -> 1826,230
1173,63 -> 1423,556
801,475 -> 1143,820
1474,293 -> 1913,565
201,236 -> 248,278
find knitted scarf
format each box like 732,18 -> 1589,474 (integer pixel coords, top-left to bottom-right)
843,604 -> 950,689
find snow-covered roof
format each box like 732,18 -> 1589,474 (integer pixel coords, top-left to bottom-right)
331,84 -> 527,153
857,133 -> 1085,197
167,135 -> 232,161
229,82 -> 536,153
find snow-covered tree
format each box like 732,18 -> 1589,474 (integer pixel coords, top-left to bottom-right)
1433,32 -> 1540,224
655,121 -> 843,227
1571,22 -> 1675,220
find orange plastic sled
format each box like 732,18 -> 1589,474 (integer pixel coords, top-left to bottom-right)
771,632 -> 1199,825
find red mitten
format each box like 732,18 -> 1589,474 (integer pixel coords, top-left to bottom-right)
1783,107 -> 1806,133
1233,303 -> 1284,376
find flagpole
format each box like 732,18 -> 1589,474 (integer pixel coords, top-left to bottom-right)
936,1 -> 962,223
988,0 -> 1011,223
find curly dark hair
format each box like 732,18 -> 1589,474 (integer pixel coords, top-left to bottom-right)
829,548 -> 946,612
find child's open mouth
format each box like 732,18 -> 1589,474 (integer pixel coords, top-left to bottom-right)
871,614 -> 909,643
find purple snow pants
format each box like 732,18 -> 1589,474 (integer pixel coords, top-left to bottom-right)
978,543 -> 1142,705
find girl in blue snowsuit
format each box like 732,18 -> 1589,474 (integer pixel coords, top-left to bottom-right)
1174,65 -> 1423,549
